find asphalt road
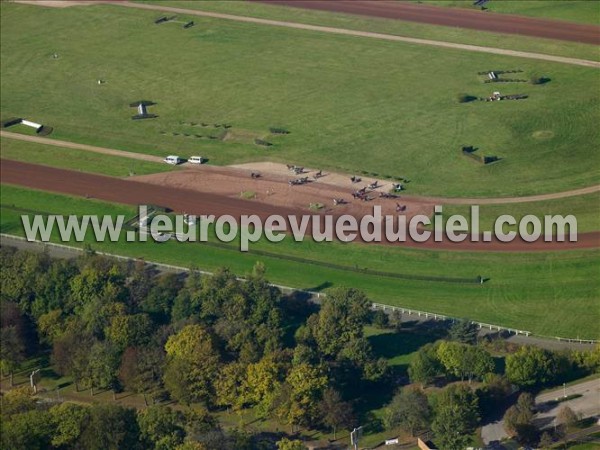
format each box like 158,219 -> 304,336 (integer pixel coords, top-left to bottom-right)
534,378 -> 600,429
482,378 -> 600,446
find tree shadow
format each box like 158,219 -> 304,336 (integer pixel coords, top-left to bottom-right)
303,281 -> 333,292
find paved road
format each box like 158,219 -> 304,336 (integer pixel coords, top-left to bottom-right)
106,1 -> 600,68
534,378 -> 600,429
482,378 -> 600,446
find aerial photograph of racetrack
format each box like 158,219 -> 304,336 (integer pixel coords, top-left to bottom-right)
1,1 -> 599,449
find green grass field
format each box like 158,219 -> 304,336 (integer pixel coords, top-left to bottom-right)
2,185 -> 599,339
412,0 -> 600,25
2,3 -> 599,198
141,1 -> 600,61
435,193 -> 600,233
0,137 -> 173,177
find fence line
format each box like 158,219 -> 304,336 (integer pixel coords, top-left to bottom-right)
1,234 -> 597,345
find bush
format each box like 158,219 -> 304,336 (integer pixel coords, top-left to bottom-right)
269,127 -> 290,135
254,139 -> 272,147
371,310 -> 389,329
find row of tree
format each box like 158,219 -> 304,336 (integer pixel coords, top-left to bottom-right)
1,385 -> 305,450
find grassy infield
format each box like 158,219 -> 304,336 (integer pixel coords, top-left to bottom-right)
1,1 -> 599,446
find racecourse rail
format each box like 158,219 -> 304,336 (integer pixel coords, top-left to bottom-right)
1,233 -> 597,346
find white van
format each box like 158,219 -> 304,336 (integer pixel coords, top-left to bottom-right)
188,156 -> 204,164
164,155 -> 181,165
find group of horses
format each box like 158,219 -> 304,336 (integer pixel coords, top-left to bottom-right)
346,179 -> 407,210
248,165 -> 408,212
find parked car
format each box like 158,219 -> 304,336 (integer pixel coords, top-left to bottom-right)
164,155 -> 181,165
188,156 -> 204,164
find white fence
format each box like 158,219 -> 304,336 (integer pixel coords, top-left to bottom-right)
1,234 -> 597,345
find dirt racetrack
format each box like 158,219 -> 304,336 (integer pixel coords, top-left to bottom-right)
256,0 -> 600,45
2,159 -> 599,252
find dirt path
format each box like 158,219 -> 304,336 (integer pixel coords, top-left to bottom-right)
3,132 -> 598,205
230,162 -> 600,205
99,1 -> 600,69
257,0 -> 600,45
0,131 -> 164,164
2,160 -> 600,251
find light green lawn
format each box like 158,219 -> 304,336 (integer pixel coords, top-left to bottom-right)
0,138 -> 173,177
1,3 -> 599,198
434,193 -> 600,233
2,184 -> 599,339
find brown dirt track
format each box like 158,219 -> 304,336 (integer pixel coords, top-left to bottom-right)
2,159 -> 599,252
256,0 -> 600,45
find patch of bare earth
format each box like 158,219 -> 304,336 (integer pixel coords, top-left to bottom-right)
132,163 -> 434,220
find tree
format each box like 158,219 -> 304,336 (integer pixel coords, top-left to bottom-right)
1,410 -> 53,450
30,257 -> 76,318
371,310 -> 389,329
383,386 -> 430,436
337,336 -> 386,380
37,309 -> 65,344
556,405 -> 579,429
506,346 -> 557,387
137,406 -> 186,450
105,313 -> 153,350
390,309 -> 403,331
503,393 -> 537,445
88,340 -> 120,396
309,288 -> 371,358
283,363 -> 328,430
215,362 -> 248,413
163,325 -> 221,405
245,355 -> 287,418
51,326 -> 94,391
319,388 -> 355,440
0,301 -> 30,385
432,385 -> 480,450
49,403 -> 90,448
78,404 -> 142,450
119,346 -> 164,405
276,438 -> 308,450
0,386 -> 36,417
539,431 -> 554,449
437,342 -> 494,383
141,273 -> 183,323
449,319 -> 479,344
408,344 -> 442,386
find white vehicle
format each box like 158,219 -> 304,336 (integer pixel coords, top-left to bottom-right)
188,156 -> 204,164
164,155 -> 181,165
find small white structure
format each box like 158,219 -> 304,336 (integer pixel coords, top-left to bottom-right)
21,119 -> 43,132
188,156 -> 204,164
164,155 -> 182,165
